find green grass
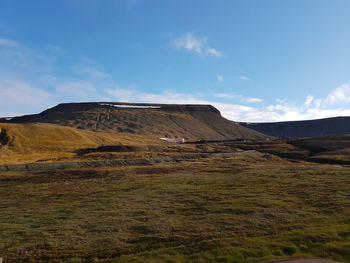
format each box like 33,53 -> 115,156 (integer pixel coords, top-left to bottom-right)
0,157 -> 350,262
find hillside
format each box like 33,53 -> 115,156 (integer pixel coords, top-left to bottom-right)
240,116 -> 350,139
1,110 -> 350,262
0,122 -> 150,164
4,102 -> 269,141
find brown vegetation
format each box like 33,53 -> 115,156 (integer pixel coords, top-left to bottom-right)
1,104 -> 350,262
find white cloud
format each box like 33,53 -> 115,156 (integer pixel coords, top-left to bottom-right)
0,38 -> 53,73
56,80 -> 96,96
0,79 -> 53,105
324,84 -> 350,105
0,76 -> 111,117
214,93 -> 262,103
105,88 -> 270,121
212,85 -> 350,122
171,33 -> 203,53
105,85 -> 350,122
171,32 -> 222,57
105,88 -> 204,104
207,48 -> 222,58
2,39 -> 350,123
259,85 -> 350,122
3,79 -> 350,122
0,79 -> 56,116
245,97 -> 262,103
217,75 -> 224,83
303,94 -> 314,108
105,88 -> 267,121
55,80 -> 110,102
215,93 -> 235,99
0,39 -> 20,48
75,65 -> 110,79
0,39 -> 112,115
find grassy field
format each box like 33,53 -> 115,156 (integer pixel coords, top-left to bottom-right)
0,156 -> 350,263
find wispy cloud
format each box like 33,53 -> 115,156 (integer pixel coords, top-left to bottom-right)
56,80 -> 98,101
238,76 -> 250,81
0,39 -> 20,48
0,79 -> 56,116
303,94 -> 315,108
2,38 -> 350,123
207,48 -> 222,57
215,93 -> 262,103
215,93 -> 236,99
217,75 -> 224,83
0,38 -> 111,114
105,88 -> 204,104
0,38 -> 53,73
0,79 -> 53,105
75,65 -> 110,79
171,33 -> 203,54
171,32 -> 222,57
245,97 -> 262,103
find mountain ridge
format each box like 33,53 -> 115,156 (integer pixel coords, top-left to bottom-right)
240,116 -> 350,138
1,102 -> 270,141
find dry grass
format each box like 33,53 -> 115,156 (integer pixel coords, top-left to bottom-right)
0,123 -> 161,165
1,125 -> 350,262
0,157 -> 349,263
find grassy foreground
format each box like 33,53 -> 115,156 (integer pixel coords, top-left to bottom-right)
0,156 -> 350,262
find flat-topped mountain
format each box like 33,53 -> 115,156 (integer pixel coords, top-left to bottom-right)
2,102 -> 269,141
240,116 -> 350,139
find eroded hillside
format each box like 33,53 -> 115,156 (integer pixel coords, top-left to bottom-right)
5,102 -> 269,141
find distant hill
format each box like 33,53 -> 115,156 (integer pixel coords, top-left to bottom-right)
240,116 -> 350,139
2,102 -> 270,141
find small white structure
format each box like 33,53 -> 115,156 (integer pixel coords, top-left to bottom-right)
160,137 -> 185,143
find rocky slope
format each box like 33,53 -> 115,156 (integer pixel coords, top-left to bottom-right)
4,102 -> 269,141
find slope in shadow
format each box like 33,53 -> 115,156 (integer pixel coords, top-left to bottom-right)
240,116 -> 350,139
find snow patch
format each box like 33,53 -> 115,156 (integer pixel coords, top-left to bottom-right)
99,103 -> 161,109
160,137 -> 185,143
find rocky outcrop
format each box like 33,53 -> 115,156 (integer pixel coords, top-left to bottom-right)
0,128 -> 10,145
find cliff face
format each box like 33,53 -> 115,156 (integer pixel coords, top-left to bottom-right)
5,102 -> 269,141
240,116 -> 350,139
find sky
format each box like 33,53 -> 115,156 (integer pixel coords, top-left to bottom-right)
1,0 -> 350,122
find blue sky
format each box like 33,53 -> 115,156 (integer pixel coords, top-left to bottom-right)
1,0 -> 350,122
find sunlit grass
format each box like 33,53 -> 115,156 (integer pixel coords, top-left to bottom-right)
0,158 -> 349,262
